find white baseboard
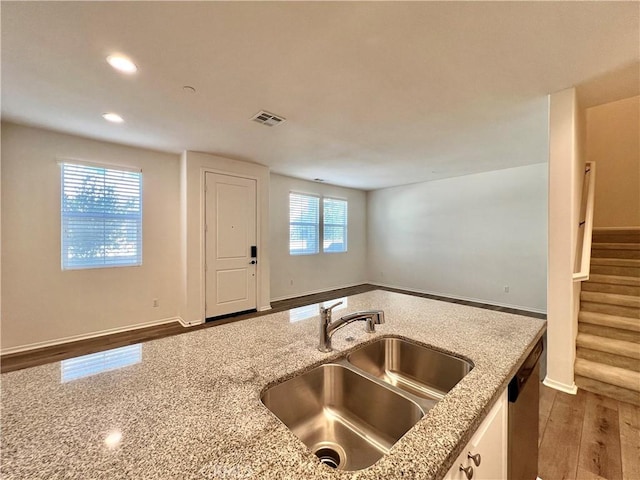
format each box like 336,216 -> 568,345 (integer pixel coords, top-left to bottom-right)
258,305 -> 272,312
369,281 -> 547,315
270,282 -> 366,303
1,316 -> 182,356
543,376 -> 578,395
177,316 -> 192,327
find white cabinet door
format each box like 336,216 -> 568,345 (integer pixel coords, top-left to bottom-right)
444,389 -> 508,480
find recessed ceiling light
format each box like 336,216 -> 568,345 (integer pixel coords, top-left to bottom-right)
106,55 -> 137,74
102,112 -> 124,123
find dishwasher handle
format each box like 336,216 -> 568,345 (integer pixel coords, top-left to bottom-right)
508,339 -> 543,403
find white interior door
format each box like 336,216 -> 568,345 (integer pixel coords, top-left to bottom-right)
205,173 -> 257,318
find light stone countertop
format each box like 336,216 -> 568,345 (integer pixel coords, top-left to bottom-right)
1,290 -> 545,479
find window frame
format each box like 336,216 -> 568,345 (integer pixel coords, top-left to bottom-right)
60,160 -> 143,270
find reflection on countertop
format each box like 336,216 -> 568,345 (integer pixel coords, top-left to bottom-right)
61,344 -> 142,383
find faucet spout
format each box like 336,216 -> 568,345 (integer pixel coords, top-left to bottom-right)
318,308 -> 385,352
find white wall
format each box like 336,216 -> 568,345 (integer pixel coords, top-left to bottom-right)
180,151 -> 271,323
1,123 -> 181,352
587,95 -> 640,227
270,174 -> 367,300
367,163 -> 548,312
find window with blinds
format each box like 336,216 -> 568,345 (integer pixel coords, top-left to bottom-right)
289,192 -> 319,255
61,162 -> 142,270
289,192 -> 348,256
323,198 -> 348,253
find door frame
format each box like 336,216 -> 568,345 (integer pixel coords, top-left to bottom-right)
200,167 -> 262,322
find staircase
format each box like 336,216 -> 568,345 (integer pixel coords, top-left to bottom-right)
575,228 -> 640,406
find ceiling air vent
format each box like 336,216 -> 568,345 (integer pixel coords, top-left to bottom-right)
251,110 -> 286,127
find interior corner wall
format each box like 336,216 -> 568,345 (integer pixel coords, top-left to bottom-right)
587,95 -> 640,228
367,163 -> 548,313
269,174 -> 367,301
1,122 -> 181,352
180,151 -> 271,324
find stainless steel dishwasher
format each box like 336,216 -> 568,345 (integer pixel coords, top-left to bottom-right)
508,338 -> 543,480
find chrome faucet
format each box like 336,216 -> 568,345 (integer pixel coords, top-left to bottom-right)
318,301 -> 385,352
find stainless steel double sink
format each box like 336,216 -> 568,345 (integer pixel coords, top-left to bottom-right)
261,336 -> 474,471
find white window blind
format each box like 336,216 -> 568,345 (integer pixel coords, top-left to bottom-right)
61,162 -> 142,270
289,192 -> 319,255
323,198 -> 348,253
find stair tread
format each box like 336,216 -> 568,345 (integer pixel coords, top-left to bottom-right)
575,357 -> 640,393
592,243 -> 640,250
591,258 -> 640,267
587,274 -> 640,286
576,332 -> 640,359
580,291 -> 640,308
579,311 -> 640,332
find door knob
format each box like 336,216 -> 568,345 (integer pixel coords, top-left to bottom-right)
250,260 -> 257,264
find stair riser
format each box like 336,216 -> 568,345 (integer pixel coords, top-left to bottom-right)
590,265 -> 640,277
578,323 -> 640,343
593,234 -> 640,243
579,311 -> 640,332
576,333 -> 640,359
575,376 -> 640,406
581,301 -> 640,319
592,249 -> 640,259
576,347 -> 640,372
587,274 -> 640,287
575,358 -> 640,393
582,282 -> 640,296
580,291 -> 640,308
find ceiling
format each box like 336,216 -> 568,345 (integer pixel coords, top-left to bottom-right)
2,2 -> 638,190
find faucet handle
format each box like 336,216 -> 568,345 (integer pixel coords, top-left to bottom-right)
321,301 -> 343,313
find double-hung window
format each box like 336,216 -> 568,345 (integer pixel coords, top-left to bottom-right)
323,197 -> 347,253
61,161 -> 142,270
289,192 -> 320,255
289,192 -> 348,255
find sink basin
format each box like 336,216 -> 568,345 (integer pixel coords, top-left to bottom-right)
261,363 -> 423,471
346,336 -> 473,401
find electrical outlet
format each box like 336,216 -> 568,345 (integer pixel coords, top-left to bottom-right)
153,298 -> 159,307
504,286 -> 510,293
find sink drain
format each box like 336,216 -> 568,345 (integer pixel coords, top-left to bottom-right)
315,447 -> 341,469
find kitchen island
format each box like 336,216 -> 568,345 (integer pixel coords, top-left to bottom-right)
1,290 -> 545,479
